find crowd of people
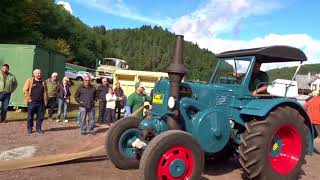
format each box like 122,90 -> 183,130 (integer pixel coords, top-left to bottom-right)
0,63 -> 151,136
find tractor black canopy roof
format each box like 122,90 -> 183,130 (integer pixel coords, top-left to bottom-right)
216,46 -> 307,63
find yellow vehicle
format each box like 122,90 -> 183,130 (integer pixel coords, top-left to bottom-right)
96,58 -> 129,83
112,69 -> 168,97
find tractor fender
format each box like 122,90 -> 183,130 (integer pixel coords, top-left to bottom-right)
240,98 -> 314,155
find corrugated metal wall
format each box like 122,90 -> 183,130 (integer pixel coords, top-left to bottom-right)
0,44 -> 65,107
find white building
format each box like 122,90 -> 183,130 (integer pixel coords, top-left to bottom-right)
309,75 -> 320,93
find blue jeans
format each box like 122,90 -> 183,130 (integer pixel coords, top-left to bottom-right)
79,107 -> 95,133
57,98 -> 68,120
27,101 -> 45,131
0,93 -> 10,121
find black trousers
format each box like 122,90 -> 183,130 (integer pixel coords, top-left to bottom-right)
98,101 -> 107,123
47,97 -> 56,118
115,105 -> 122,120
106,108 -> 115,124
27,101 -> 45,131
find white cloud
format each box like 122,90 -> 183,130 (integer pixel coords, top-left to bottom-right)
172,0 -> 280,39
171,0 -> 320,70
57,1 -> 73,14
73,0 -> 173,27
190,34 -> 320,70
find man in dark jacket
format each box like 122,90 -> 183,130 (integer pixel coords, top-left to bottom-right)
97,78 -> 109,124
74,76 -> 97,135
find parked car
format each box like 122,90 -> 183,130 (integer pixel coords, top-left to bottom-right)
65,67 -> 95,81
78,71 -> 96,81
65,67 -> 78,80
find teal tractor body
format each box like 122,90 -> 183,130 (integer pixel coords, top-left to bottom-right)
106,35 -> 315,180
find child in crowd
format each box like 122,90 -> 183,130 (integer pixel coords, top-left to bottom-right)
106,87 -> 117,125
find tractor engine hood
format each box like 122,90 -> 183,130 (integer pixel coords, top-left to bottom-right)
181,82 -> 236,107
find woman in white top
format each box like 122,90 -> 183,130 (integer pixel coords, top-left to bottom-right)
105,87 -> 118,125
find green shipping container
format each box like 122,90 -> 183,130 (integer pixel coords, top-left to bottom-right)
0,44 -> 65,107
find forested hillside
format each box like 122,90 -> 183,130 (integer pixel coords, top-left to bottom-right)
2,0 -> 317,82
1,0 -> 107,68
0,0 -> 217,81
104,26 -> 217,81
267,63 -> 320,81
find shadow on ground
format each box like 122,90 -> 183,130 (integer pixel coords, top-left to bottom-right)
46,126 -> 80,132
203,156 -> 241,176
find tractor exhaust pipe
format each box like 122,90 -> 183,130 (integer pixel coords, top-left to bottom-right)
166,35 -> 187,130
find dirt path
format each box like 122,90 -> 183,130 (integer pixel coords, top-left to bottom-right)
0,121 -> 319,180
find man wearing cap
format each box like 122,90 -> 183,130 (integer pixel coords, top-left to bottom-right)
125,82 -> 151,119
0,64 -> 18,123
46,72 -> 59,121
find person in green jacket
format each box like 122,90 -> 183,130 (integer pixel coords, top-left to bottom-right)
45,72 -> 59,121
125,82 -> 151,119
0,64 -> 18,123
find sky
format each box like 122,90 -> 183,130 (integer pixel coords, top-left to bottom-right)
56,0 -> 320,69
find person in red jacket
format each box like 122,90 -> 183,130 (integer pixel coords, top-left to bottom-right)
305,91 -> 320,137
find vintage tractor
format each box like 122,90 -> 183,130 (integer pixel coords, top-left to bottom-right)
105,35 -> 315,180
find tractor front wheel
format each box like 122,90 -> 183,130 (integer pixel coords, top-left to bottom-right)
239,106 -> 307,180
105,117 -> 141,169
139,130 -> 204,180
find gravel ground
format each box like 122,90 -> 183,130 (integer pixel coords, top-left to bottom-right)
0,120 -> 319,180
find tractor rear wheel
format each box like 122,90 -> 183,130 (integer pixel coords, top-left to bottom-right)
239,106 -> 307,180
139,130 -> 204,180
105,117 -> 141,169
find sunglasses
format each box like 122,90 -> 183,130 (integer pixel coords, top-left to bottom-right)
84,80 -> 90,82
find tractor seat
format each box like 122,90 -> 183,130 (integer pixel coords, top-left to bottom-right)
267,79 -> 298,98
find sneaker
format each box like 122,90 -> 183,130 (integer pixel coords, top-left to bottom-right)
0,120 -> 8,123
36,130 -> 45,134
80,132 -> 87,135
27,129 -> 32,134
56,119 -> 60,122
63,119 -> 69,123
87,131 -> 96,135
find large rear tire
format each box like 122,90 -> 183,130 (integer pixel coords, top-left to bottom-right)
239,106 -> 307,180
105,117 -> 141,169
139,130 -> 204,180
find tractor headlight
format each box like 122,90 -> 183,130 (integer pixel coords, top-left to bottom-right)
168,96 -> 175,109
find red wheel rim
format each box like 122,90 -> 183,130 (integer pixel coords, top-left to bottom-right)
268,125 -> 302,174
157,146 -> 194,180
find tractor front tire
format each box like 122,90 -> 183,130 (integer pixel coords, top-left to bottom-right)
239,106 -> 307,180
139,130 -> 204,180
105,117 -> 141,169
